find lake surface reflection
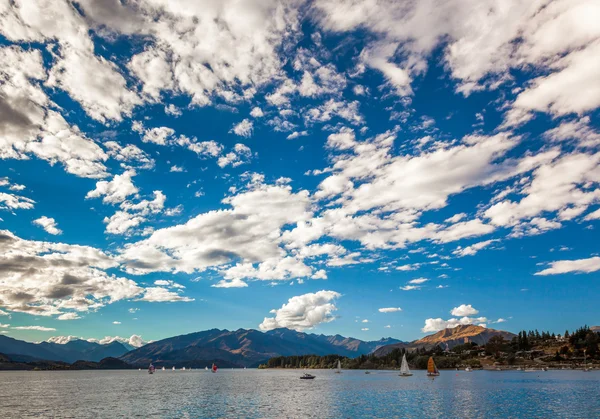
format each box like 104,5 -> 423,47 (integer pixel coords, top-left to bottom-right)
1,369 -> 599,418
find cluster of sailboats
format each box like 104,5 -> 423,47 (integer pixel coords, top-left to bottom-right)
147,363 -> 218,374
300,354 -> 434,379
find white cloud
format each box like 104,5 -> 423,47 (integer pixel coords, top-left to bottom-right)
361,328 -> 369,331
86,170 -> 138,204
453,239 -> 498,257
113,321 -> 121,325
259,290 -> 341,331
170,165 -> 186,173
138,287 -> 194,303
250,107 -> 264,118
535,256 -> 600,276
142,127 -> 175,145
400,285 -> 420,291
47,336 -> 79,344
12,326 -> 56,331
230,119 -> 254,138
217,144 -> 253,168
153,280 -> 185,289
450,304 -> 479,317
362,319 -> 369,323
104,141 -> 155,171
378,307 -> 402,313
47,46 -> 141,123
0,192 -> 35,210
408,278 -> 428,285
396,264 -> 419,271
164,104 -> 182,117
89,334 -> 147,348
33,216 -> 62,235
57,312 -> 80,321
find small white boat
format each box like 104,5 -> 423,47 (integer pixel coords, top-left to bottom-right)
162,366 -> 165,371
172,366 -> 175,371
335,359 -> 342,374
182,367 -> 186,371
300,373 -> 315,380
205,366 -> 209,371
399,354 -> 413,377
465,367 -> 472,372
584,350 -> 590,372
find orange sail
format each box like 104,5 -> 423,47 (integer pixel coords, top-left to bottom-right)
427,357 -> 439,375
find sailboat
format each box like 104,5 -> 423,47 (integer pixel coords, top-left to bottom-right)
205,366 -> 209,371
212,363 -> 218,373
335,359 -> 342,374
148,363 -> 155,374
172,366 -> 175,371
584,350 -> 590,372
182,367 -> 186,371
427,357 -> 440,377
399,354 -> 413,377
162,366 -> 165,371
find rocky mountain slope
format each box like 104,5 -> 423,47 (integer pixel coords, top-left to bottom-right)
374,325 -> 516,356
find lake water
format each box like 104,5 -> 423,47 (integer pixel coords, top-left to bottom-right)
1,369 -> 599,418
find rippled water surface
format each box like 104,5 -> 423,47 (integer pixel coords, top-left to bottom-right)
1,369 -> 600,418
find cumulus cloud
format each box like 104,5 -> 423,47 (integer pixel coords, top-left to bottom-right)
535,256 -> 600,276
88,334 -> 147,348
378,307 -> 402,313
0,230 -> 192,318
259,290 -> 341,331
217,144 -> 253,168
33,216 -> 62,235
450,304 -> 479,317
86,170 -> 138,204
120,183 -> 313,282
230,119 -> 254,138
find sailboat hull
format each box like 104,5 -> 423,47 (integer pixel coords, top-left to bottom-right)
399,373 -> 413,377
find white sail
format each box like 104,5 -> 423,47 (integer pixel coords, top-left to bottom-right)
400,354 -> 410,375
337,360 -> 341,372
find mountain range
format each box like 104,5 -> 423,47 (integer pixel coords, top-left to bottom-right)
119,328 -> 403,368
0,335 -> 131,363
1,325 -> 517,367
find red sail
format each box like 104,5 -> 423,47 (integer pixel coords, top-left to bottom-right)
212,363 -> 218,372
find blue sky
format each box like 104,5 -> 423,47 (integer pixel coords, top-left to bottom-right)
1,0 -> 599,347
